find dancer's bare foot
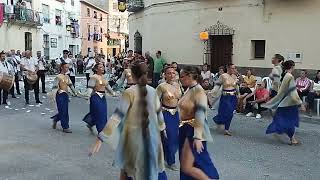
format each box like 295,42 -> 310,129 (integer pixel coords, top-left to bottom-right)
289,137 -> 300,145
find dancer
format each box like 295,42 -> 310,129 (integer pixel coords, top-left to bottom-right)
156,65 -> 182,171
51,62 -> 78,133
211,64 -> 239,136
89,61 -> 167,180
269,54 -> 284,98
82,62 -> 116,133
178,66 -> 219,179
116,61 -> 135,89
263,60 -> 302,145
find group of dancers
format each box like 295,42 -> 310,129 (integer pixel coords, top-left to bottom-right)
49,53 -> 302,179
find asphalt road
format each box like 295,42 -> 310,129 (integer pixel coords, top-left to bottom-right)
0,78 -> 319,180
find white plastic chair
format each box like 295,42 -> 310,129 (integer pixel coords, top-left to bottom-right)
262,77 -> 272,91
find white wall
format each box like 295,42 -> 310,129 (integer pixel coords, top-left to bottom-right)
40,0 -> 81,59
129,0 -> 320,70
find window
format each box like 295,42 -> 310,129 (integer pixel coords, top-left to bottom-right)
25,32 -> 32,51
87,24 -> 91,41
251,40 -> 265,59
100,48 -> 103,54
100,14 -> 102,21
93,25 -> 97,32
87,8 -> 90,17
42,4 -> 50,23
93,11 -> 97,19
87,48 -> 91,55
100,27 -> 103,33
55,9 -> 62,25
51,38 -> 57,48
71,0 -> 74,6
43,34 -> 50,60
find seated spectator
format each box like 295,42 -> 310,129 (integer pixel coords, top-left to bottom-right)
304,70 -> 320,116
243,68 -> 256,89
201,63 -> 212,84
237,81 -> 253,113
244,81 -> 269,119
213,66 -> 225,82
296,70 -> 311,100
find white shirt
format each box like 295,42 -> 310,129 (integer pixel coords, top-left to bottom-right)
85,58 -> 95,74
0,60 -> 9,73
20,57 -> 38,75
14,55 -> 21,71
38,57 -> 46,70
56,57 -> 75,76
201,71 -> 211,80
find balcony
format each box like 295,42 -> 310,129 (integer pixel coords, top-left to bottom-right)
127,0 -> 144,12
3,4 -> 43,27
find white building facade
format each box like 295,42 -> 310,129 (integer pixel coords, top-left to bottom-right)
40,0 -> 81,60
128,0 -> 320,72
0,0 -> 42,55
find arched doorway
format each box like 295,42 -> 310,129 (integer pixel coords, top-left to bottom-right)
204,21 -> 235,73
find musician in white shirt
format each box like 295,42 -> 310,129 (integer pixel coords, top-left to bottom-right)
36,51 -> 47,93
20,50 -> 41,105
10,49 -> 22,95
0,51 -> 9,105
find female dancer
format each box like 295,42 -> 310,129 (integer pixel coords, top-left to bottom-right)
156,65 -> 182,171
211,64 -> 239,136
51,62 -> 78,133
82,62 -> 116,133
263,60 -> 302,145
178,66 -> 219,179
116,61 -> 135,89
89,60 -> 168,180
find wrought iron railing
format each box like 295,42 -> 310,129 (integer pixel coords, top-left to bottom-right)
3,4 -> 42,27
127,0 -> 144,12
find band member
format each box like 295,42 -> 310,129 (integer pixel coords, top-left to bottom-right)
263,60 -> 302,145
37,51 -> 47,93
89,61 -> 168,180
82,62 -> 116,133
7,50 -> 18,98
116,61 -> 135,89
269,54 -> 284,98
156,65 -> 182,171
211,64 -> 239,136
0,51 -> 9,105
85,53 -> 95,87
12,49 -> 22,95
20,50 -> 41,105
51,62 -> 78,133
178,66 -> 219,179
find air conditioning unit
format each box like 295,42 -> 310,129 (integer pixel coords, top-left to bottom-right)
287,52 -> 302,63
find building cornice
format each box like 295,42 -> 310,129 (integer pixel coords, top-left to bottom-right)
80,0 -> 109,14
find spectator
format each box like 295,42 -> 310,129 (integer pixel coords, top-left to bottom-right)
243,68 -> 256,89
296,70 -> 311,100
237,81 -> 253,113
153,50 -> 166,87
201,63 -> 212,84
244,81 -> 269,119
304,70 -> 320,116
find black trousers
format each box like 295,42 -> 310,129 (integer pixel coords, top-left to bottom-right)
245,101 -> 267,114
10,73 -> 21,96
86,73 -> 90,87
37,70 -> 46,93
68,75 -> 75,87
298,90 -> 309,100
0,88 -> 8,104
306,92 -> 320,110
23,76 -> 40,102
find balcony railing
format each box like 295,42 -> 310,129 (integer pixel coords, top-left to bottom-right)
127,0 -> 144,12
3,4 -> 43,27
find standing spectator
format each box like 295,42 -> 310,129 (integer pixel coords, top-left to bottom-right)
145,51 -> 154,80
201,63 -> 212,84
303,70 -> 320,116
153,50 -> 166,87
244,81 -> 269,119
0,51 -> 9,105
36,51 -> 47,93
269,54 -> 284,98
296,70 -> 311,100
243,68 -> 256,89
85,53 -> 95,87
67,53 -> 76,87
76,55 -> 84,74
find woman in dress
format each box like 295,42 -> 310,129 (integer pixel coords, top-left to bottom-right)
178,66 -> 219,179
263,60 -> 302,145
156,65 -> 182,171
211,64 -> 239,136
89,60 -> 168,180
51,62 -> 78,133
82,62 -> 116,133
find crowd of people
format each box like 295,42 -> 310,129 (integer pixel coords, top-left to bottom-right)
1,48 -> 320,179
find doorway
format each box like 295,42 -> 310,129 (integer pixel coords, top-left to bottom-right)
210,35 -> 233,72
